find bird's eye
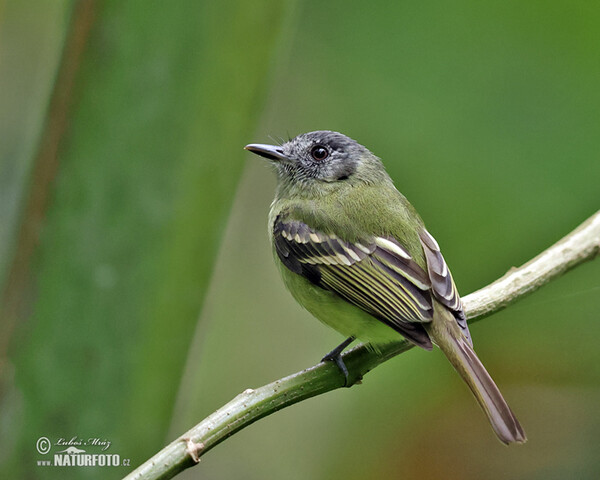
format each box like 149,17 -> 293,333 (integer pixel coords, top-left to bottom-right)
310,145 -> 329,161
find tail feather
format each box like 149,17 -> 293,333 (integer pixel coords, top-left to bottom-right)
452,335 -> 527,444
429,310 -> 527,444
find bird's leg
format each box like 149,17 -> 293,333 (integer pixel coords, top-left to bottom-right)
321,336 -> 355,387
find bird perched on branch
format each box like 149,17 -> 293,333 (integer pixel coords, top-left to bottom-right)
245,131 -> 526,444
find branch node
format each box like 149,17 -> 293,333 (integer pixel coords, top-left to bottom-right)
183,438 -> 204,464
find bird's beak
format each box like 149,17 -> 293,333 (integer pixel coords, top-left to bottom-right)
244,143 -> 289,162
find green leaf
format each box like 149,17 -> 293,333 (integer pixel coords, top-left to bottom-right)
1,1 -> 292,477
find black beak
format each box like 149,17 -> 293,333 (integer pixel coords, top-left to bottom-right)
244,143 -> 289,162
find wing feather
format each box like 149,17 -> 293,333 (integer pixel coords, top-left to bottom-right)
274,217 -> 444,348
419,229 -> 470,343
274,216 -> 471,347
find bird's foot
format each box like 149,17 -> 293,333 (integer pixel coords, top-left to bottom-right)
321,336 -> 355,387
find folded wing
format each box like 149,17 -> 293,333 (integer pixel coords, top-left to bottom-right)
273,217 -> 470,349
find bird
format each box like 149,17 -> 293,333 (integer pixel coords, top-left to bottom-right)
245,130 -> 526,444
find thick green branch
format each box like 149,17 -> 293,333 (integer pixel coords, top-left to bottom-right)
123,210 -> 600,480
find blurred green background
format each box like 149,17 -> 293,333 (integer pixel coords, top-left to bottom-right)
1,0 -> 599,479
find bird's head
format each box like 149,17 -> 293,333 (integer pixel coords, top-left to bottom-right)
245,131 -> 391,197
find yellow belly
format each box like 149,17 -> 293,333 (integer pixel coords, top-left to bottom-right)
279,261 -> 402,350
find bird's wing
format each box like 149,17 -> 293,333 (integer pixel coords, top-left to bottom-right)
273,217 -> 470,349
419,229 -> 470,344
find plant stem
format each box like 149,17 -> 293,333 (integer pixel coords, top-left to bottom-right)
123,210 -> 600,480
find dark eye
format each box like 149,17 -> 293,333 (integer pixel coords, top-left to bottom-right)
310,145 -> 329,161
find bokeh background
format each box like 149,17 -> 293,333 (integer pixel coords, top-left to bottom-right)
1,1 -> 599,479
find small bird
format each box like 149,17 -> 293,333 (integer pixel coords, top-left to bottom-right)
245,131 -> 526,444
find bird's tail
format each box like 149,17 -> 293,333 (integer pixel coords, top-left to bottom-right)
428,309 -> 527,445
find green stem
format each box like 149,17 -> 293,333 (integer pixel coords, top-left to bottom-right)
123,210 -> 600,480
